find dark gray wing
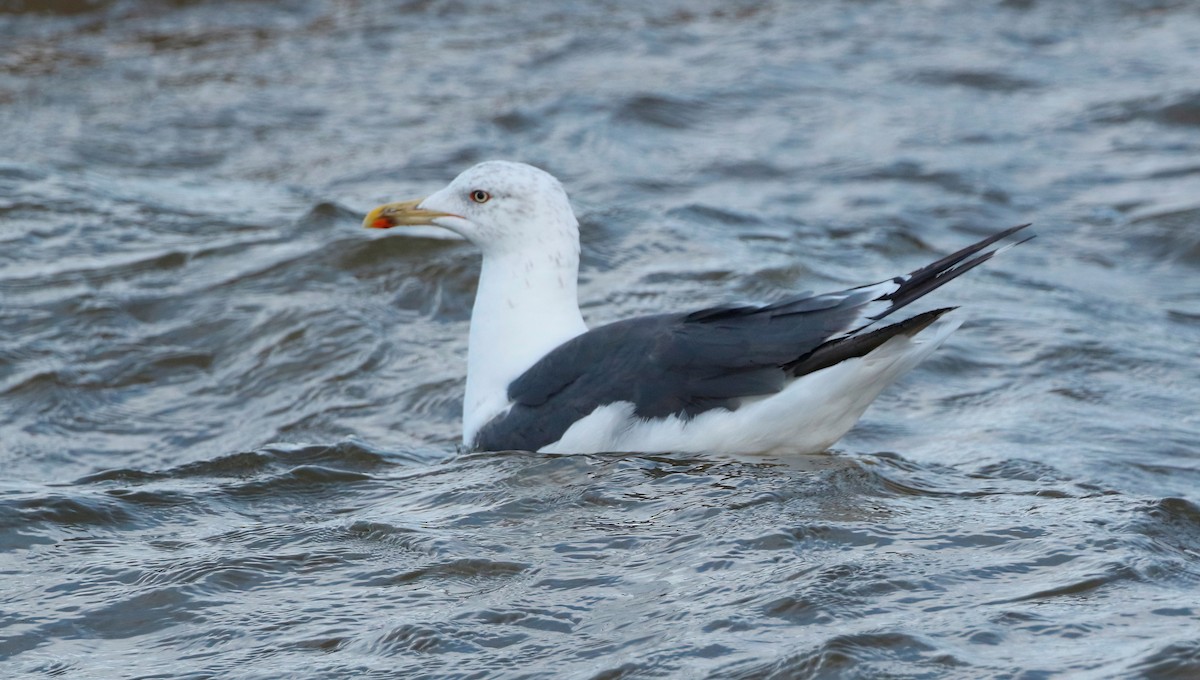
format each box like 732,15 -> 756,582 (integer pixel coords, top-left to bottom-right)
472,223 -> 1031,452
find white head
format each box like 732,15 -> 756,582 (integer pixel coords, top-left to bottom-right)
364,161 -> 579,257
364,161 -> 589,445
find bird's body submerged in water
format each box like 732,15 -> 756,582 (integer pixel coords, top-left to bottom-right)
364,161 -> 1029,455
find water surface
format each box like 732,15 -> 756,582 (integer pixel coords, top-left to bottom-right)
2,1 -> 1199,677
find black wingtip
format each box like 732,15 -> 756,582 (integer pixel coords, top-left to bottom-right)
871,223 -> 1033,320
902,223 -> 1031,282
784,307 -> 957,378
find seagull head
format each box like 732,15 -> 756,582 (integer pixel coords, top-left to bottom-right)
363,161 -> 579,256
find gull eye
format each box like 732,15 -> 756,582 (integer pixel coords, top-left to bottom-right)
469,189 -> 491,204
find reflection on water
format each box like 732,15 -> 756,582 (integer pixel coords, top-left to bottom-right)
2,0 -> 1199,677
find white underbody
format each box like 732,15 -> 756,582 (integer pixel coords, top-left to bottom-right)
536,316 -> 963,456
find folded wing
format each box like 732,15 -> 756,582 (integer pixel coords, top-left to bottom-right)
472,224 -> 1031,452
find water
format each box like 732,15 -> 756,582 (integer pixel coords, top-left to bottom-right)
2,1 -> 1199,677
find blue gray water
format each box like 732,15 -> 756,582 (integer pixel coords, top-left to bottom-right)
2,1 -> 1199,677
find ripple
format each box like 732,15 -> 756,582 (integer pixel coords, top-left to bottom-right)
989,561 -> 1139,604
6,492 -> 136,527
1132,639 -> 1200,678
612,93 -> 708,129
1088,90 -> 1190,126
1127,206 -> 1200,266
720,632 -> 960,679
912,68 -> 1042,93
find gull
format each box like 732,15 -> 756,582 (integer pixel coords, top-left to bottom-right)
364,161 -> 1029,455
